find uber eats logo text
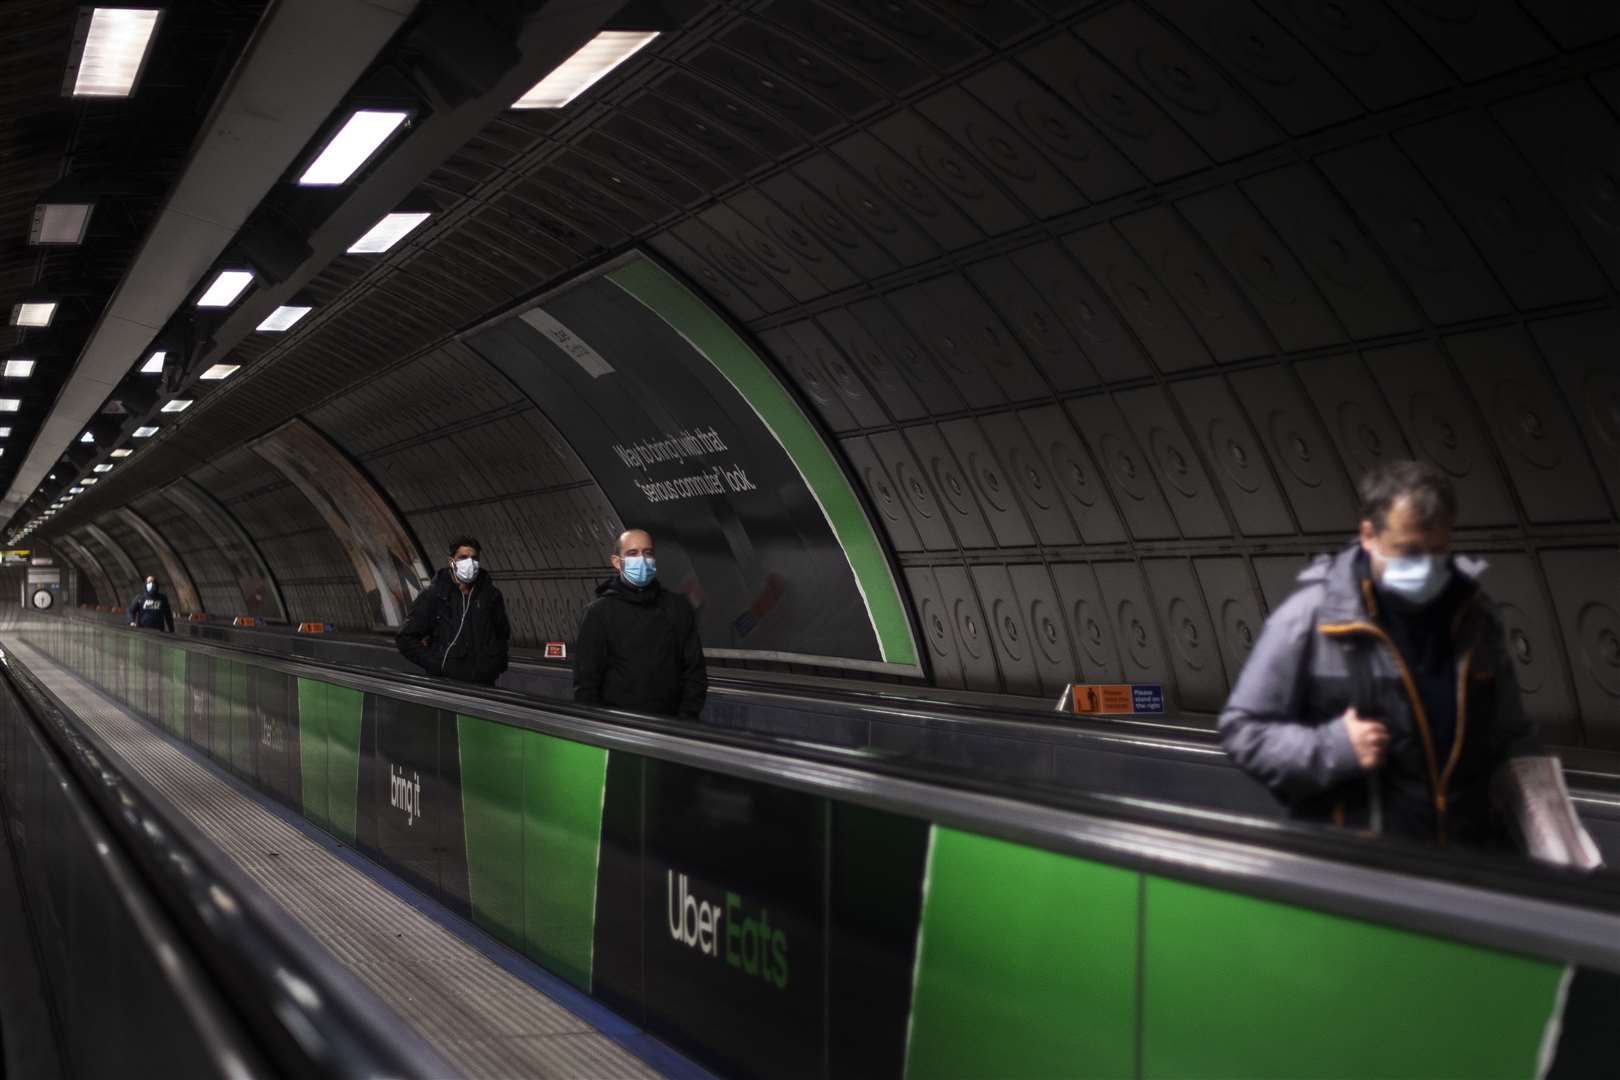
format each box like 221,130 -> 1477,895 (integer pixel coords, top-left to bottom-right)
389,764 -> 422,827
666,870 -> 789,990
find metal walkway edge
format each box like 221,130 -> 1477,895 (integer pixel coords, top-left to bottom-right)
2,637 -> 663,1080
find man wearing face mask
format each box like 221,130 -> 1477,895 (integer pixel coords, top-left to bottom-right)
1219,460 -> 1535,848
573,528 -> 706,720
395,536 -> 510,686
128,574 -> 175,632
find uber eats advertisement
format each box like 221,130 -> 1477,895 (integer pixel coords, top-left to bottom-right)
462,252 -> 917,674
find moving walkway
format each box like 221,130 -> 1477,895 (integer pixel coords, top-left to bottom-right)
7,611 -> 1617,1080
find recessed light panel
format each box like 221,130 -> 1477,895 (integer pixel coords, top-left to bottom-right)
256,306 -> 311,332
196,270 -> 254,308
4,360 -> 33,378
298,109 -> 409,186
133,426 -> 158,437
79,432 -> 95,443
0,428 -> 10,437
81,478 -> 97,485
94,464 -> 113,473
69,8 -> 161,97
512,31 -> 658,109
347,211 -> 430,254
12,302 -> 57,327
110,448 -> 132,458
140,351 -> 165,374
30,202 -> 94,245
160,399 -> 192,413
200,363 -> 239,381
0,400 -> 19,412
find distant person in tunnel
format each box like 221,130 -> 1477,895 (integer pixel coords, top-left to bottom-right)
127,574 -> 175,633
1219,460 -> 1537,849
396,536 -> 510,687
574,529 -> 706,721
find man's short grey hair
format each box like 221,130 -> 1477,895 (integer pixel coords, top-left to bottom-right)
1357,459 -> 1457,532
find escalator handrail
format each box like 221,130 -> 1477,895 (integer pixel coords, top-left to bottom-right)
0,645 -> 455,1080
27,616 -> 1620,974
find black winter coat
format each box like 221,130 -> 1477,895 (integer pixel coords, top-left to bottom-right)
396,568 -> 510,686
573,576 -> 706,720
128,590 -> 174,632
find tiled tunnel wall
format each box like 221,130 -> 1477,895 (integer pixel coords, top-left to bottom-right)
187,449 -> 375,631
42,1 -> 1620,747
130,491 -> 247,615
301,341 -> 623,648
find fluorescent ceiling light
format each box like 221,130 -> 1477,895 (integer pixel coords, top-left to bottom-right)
347,211 -> 429,254
79,432 -> 95,443
160,399 -> 192,413
140,351 -> 165,374
68,8 -> 161,97
0,400 -> 22,412
12,302 -> 57,327
110,448 -> 132,458
298,109 -> 409,186
0,428 -> 10,436
133,426 -> 158,437
81,478 -> 97,485
30,202 -> 94,245
512,31 -> 658,109
200,363 -> 239,381
4,360 -> 34,378
69,487 -> 84,495
256,305 -> 310,332
196,269 -> 254,308
94,464 -> 113,473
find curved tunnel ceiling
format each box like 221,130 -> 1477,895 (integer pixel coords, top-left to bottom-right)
26,1 -> 1620,747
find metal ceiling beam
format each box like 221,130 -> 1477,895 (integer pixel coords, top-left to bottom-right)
0,0 -> 421,526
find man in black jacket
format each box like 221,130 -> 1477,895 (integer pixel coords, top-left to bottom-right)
574,529 -> 706,720
396,536 -> 510,686
127,574 -> 175,632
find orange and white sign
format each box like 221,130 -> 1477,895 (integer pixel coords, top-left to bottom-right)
544,642 -> 568,660
1069,683 -> 1165,716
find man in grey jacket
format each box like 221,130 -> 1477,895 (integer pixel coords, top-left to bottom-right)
1219,460 -> 1534,848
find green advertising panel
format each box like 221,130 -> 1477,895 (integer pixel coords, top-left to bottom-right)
1142,876 -> 1566,1079
904,827 -> 1139,1080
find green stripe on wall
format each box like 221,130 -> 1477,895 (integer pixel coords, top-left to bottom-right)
1142,876 -> 1565,1079
162,645 -> 185,737
458,715 -> 608,993
903,826 -> 1138,1080
608,256 -> 918,669
297,679 -> 363,843
297,678 -> 329,829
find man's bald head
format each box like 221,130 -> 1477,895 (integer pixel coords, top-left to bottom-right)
614,529 -> 654,558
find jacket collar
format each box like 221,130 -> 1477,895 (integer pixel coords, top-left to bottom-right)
596,574 -> 661,604
1304,542 -> 1483,635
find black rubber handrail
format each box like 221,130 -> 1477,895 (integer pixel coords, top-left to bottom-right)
0,645 -> 454,1080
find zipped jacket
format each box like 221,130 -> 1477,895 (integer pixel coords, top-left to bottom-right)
395,568 -> 510,686
573,576 -> 706,720
1218,544 -> 1535,847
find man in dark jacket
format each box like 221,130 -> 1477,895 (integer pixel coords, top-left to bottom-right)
128,575 -> 175,632
396,536 -> 510,686
1219,460 -> 1535,848
574,529 -> 706,720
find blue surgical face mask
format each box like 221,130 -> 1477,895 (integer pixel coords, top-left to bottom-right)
1379,552 -> 1450,605
145,582 -> 155,594
621,554 -> 656,587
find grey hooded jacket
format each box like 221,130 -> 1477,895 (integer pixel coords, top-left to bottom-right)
1219,544 -> 1535,846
